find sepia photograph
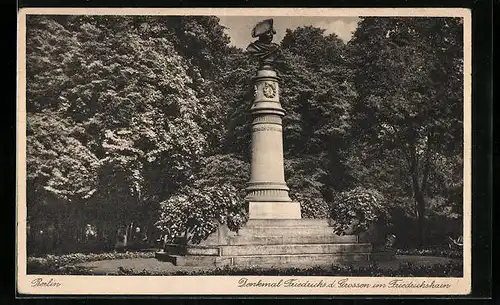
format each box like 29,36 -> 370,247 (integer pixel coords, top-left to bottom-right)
17,8 -> 471,295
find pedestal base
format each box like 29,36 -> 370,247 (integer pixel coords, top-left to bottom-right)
155,219 -> 391,267
248,201 -> 301,219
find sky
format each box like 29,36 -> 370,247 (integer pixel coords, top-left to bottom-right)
217,16 -> 360,49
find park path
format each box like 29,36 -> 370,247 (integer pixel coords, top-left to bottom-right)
74,255 -> 460,275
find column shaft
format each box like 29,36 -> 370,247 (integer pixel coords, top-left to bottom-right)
245,69 -> 291,203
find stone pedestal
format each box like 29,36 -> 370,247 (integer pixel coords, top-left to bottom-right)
248,202 -> 301,219
245,67 -> 301,219
156,219 -> 373,267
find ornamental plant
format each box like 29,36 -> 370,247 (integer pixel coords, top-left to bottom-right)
292,189 -> 329,219
155,182 -> 246,244
329,187 -> 388,235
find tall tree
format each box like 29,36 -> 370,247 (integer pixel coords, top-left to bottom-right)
26,15 -> 214,246
163,16 -> 233,154
26,110 -> 99,252
348,17 -> 464,244
279,27 -> 357,216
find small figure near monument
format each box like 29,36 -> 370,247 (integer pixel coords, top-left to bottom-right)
385,234 -> 397,249
246,19 -> 281,64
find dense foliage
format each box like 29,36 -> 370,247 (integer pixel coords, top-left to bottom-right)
396,248 -> 463,259
347,17 -> 464,245
25,15 -> 464,254
156,182 -> 245,244
330,187 -> 388,235
27,251 -> 155,274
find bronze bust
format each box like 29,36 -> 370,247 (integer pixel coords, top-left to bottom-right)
246,19 -> 280,65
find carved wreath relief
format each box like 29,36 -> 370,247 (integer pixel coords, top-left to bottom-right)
262,82 -> 277,98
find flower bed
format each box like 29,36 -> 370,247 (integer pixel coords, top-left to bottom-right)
395,248 -> 462,259
27,251 -> 155,274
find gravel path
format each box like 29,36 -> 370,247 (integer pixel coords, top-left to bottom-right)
74,255 -> 461,275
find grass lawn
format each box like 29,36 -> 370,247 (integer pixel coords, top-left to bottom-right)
27,250 -> 463,277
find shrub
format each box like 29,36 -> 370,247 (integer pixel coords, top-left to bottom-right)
155,154 -> 249,245
155,182 -> 246,244
330,187 -> 388,235
285,157 -> 330,219
291,186 -> 329,218
195,154 -> 250,192
27,251 -> 154,274
396,248 -> 463,259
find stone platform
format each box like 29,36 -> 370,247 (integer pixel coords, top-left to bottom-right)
155,219 -> 378,267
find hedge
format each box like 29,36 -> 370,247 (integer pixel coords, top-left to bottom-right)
395,248 -> 462,259
27,251 -> 155,274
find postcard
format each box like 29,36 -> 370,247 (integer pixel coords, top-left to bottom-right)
17,7 -> 471,295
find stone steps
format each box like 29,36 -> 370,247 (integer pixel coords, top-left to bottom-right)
156,219 -> 376,267
244,219 -> 331,227
232,253 -> 371,267
164,243 -> 370,256
227,234 -> 358,245
237,225 -> 336,236
221,243 -> 371,256
164,244 -> 219,256
156,252 -> 371,267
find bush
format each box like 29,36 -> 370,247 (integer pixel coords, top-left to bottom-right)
155,154 -> 249,244
388,206 -> 463,249
396,248 -> 463,259
27,251 -> 155,274
330,187 -> 388,235
285,157 -> 330,219
155,183 -> 246,244
195,154 -> 250,192
291,186 -> 329,219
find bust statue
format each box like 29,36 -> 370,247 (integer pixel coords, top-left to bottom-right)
246,19 -> 280,65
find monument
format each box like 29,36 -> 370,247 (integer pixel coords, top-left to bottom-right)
156,19 -> 389,267
244,19 -> 301,220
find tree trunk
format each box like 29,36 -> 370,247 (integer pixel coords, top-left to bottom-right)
124,223 -> 129,248
413,182 -> 426,247
408,138 -> 426,247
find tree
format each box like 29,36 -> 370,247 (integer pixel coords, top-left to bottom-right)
348,17 -> 464,245
156,154 -> 249,243
26,110 -> 99,253
277,27 -> 358,217
162,16 -> 233,155
26,15 -> 214,248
